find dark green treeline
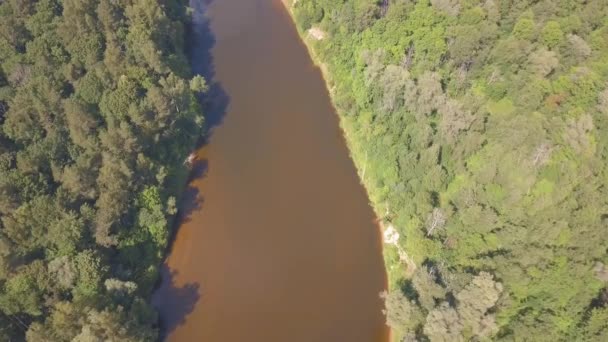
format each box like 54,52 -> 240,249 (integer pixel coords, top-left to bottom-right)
292,0 -> 608,341
0,0 -> 206,340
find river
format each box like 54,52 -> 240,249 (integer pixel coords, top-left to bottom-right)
152,0 -> 389,341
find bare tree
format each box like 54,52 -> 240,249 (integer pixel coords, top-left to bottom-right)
528,48 -> 559,77
361,49 -> 386,87
8,64 -> 31,87
380,64 -> 409,112
402,43 -> 415,69
431,0 -> 460,16
426,208 -> 446,236
487,68 -> 501,84
594,262 -> 608,282
407,71 -> 445,117
532,143 -> 553,167
439,98 -> 474,141
567,34 -> 592,59
563,114 -> 594,154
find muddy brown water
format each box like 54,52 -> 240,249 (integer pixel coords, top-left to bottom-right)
152,0 -> 389,341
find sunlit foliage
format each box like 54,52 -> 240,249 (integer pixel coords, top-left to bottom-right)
292,0 -> 608,340
0,0 -> 204,339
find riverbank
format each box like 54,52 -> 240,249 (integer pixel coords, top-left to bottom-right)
277,1 -> 373,223
279,0 -> 400,338
277,2 -> 608,341
278,0 -> 400,278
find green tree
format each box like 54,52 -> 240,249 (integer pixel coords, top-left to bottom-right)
73,250 -> 107,298
412,266 -> 447,311
137,186 -> 168,248
190,75 -> 208,93
380,289 -> 424,334
513,18 -> 535,40
542,21 -> 564,48
0,261 -> 50,316
289,1 -> 608,339
0,0 -> 202,339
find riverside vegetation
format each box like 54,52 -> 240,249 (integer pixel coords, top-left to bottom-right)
0,0 -> 206,340
288,0 -> 608,341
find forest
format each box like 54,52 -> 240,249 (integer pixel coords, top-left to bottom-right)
290,0 -> 608,341
0,0 -> 205,340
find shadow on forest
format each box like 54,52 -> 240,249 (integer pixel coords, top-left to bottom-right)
152,0 -> 228,338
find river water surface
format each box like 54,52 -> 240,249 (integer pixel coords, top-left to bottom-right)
152,0 -> 388,341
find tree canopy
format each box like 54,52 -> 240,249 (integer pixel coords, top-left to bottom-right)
0,0 -> 204,340
290,0 -> 608,340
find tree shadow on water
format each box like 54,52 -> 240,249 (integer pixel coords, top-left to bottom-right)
152,1 -> 228,338
168,0 -> 228,226
152,265 -> 202,340
152,160 -> 207,339
188,0 -> 230,140
173,0 -> 228,229
176,159 -> 208,225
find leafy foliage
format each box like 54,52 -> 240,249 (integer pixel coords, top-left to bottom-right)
290,0 -> 608,340
0,0 -> 204,339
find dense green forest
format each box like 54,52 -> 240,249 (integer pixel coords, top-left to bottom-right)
0,0 -> 205,340
289,0 -> 608,340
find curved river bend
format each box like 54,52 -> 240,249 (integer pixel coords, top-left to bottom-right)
152,0 -> 389,341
